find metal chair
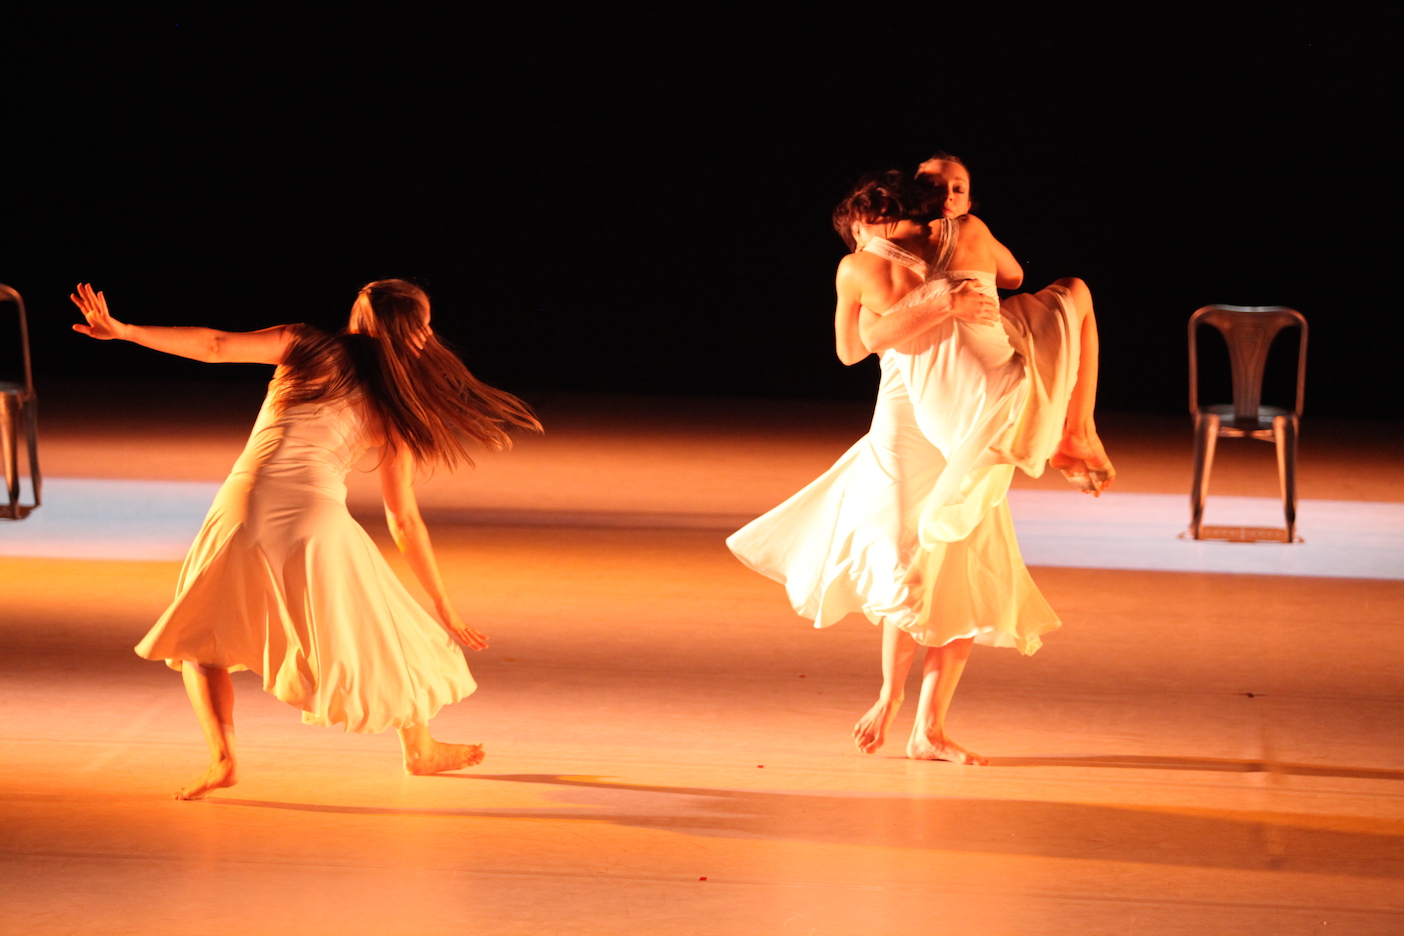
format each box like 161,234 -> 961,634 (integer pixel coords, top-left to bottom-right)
1,283 -> 41,519
1188,304 -> 1306,542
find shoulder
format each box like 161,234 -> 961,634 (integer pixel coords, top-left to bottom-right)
280,324 -> 353,379
288,324 -> 348,355
836,251 -> 886,293
837,250 -> 887,278
269,322 -> 318,358
281,322 -> 327,345
957,214 -> 992,236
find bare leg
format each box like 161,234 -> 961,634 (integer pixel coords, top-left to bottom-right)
176,662 -> 238,800
854,623 -> 921,753
1046,277 -> 1115,494
397,723 -> 485,775
906,637 -> 987,764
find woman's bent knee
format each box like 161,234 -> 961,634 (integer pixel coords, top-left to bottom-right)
1049,277 -> 1093,322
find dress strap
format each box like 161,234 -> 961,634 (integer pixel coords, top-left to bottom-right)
931,218 -> 959,273
862,237 -> 929,279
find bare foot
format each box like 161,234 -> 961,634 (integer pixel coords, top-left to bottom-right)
175,756 -> 237,800
1052,430 -> 1116,496
403,741 -> 485,776
853,695 -> 903,754
906,733 -> 989,765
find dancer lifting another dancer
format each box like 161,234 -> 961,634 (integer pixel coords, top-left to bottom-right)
728,156 -> 1113,764
71,279 -> 540,799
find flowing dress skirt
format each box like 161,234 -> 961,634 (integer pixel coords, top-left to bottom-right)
728,282 -> 1081,653
136,389 -> 476,734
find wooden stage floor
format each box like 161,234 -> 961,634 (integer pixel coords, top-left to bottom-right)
3,382 -> 1403,935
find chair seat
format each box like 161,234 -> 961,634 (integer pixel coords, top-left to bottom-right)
0,381 -> 27,395
1203,403 -> 1292,434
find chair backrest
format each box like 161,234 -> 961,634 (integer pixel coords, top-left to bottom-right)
0,284 -> 34,398
1188,304 -> 1307,421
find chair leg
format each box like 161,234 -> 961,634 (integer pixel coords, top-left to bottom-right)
1190,412 -> 1220,539
1275,414 -> 1299,542
0,395 -> 18,517
23,397 -> 40,507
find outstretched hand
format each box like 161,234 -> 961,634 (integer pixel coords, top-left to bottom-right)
70,283 -> 126,340
946,278 -> 1001,326
441,607 -> 488,651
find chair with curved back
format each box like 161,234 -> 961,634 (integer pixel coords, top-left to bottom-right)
0,283 -> 41,520
1188,304 -> 1306,542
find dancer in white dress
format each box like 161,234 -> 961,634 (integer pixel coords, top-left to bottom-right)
71,280 -> 540,798
728,167 -> 1112,763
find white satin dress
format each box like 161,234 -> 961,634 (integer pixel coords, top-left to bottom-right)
727,220 -> 1081,653
135,374 -> 476,733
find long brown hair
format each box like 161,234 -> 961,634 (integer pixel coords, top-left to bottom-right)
277,279 -> 541,468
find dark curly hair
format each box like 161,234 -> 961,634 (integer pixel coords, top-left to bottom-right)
832,170 -> 929,251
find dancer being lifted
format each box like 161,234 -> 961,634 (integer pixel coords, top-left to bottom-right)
71,279 -> 541,799
727,159 -> 1112,764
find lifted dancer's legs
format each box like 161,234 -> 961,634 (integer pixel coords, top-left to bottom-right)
1046,277 -> 1115,494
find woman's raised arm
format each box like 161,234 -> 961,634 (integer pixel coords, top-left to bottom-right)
70,283 -> 296,365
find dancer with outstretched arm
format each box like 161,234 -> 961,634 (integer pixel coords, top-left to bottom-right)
71,279 -> 540,799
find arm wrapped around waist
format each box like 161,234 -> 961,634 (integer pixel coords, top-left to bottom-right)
860,278 -> 1000,353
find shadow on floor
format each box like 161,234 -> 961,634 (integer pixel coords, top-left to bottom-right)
213,768 -> 1404,880
987,754 -> 1404,782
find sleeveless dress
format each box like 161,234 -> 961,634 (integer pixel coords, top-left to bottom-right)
727,220 -> 1079,653
135,373 -> 476,734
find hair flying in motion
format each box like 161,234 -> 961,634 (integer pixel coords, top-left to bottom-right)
277,279 -> 541,468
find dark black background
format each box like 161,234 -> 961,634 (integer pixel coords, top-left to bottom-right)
3,9 -> 1398,415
